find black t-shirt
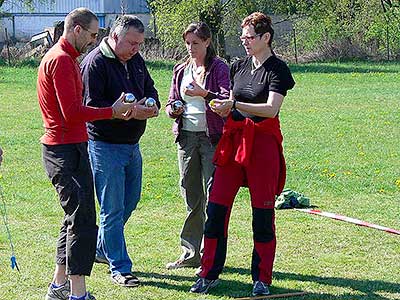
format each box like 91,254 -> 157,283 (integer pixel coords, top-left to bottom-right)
230,55 -> 295,122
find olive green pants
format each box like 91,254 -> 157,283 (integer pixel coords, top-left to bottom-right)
176,130 -> 216,265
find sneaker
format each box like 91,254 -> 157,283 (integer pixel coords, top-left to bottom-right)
189,278 -> 219,294
166,259 -> 200,270
252,281 -> 270,296
45,281 -> 70,300
69,292 -> 96,300
94,255 -> 109,265
82,293 -> 95,300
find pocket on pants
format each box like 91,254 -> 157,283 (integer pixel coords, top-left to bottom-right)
177,133 -> 188,149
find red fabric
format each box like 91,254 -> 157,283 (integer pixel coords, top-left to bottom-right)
210,131 -> 280,209
37,37 -> 112,145
199,237 -> 218,278
213,115 -> 286,195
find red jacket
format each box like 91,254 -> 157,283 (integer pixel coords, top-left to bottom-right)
37,37 -> 112,145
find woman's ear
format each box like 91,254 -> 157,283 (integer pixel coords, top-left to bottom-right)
263,32 -> 271,45
205,38 -> 211,48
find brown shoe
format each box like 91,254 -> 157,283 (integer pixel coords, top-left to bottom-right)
166,259 -> 200,270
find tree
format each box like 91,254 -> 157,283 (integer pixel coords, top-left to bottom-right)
0,0 -> 50,11
148,0 -> 230,57
262,0 -> 400,60
148,0 -> 305,58
149,0 -> 400,60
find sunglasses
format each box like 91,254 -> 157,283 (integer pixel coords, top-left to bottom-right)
78,24 -> 99,39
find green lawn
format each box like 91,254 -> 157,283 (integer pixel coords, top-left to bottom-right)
0,61 -> 399,300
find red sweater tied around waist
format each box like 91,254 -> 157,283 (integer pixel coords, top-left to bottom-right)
213,115 -> 286,194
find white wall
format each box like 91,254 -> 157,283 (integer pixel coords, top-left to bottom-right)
0,13 -> 154,43
104,13 -> 154,37
0,16 -> 64,42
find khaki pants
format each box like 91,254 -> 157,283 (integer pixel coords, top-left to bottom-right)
177,130 -> 216,265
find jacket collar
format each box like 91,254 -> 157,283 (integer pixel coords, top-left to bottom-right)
99,37 -> 117,59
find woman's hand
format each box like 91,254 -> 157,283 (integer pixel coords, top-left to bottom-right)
210,99 -> 233,117
171,100 -> 184,116
184,81 -> 208,98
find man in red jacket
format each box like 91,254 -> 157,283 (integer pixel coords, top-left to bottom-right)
37,7 -> 133,300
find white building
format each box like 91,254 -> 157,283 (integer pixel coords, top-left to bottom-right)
0,0 -> 151,42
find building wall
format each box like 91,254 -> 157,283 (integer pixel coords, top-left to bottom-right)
1,0 -> 103,13
104,0 -> 149,13
104,14 -> 153,36
0,0 -> 150,42
0,15 -> 65,41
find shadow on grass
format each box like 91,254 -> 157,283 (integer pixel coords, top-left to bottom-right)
274,271 -> 400,300
135,268 -> 400,299
223,267 -> 400,299
289,63 -> 399,74
135,270 -> 194,293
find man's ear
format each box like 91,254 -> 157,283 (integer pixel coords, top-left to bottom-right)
111,32 -> 119,42
73,24 -> 82,36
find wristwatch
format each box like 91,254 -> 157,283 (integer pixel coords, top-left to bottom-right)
232,99 -> 237,110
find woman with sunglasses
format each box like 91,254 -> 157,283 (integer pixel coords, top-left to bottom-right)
190,12 -> 295,296
165,22 -> 230,270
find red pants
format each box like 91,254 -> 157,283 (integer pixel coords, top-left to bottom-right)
199,130 -> 281,284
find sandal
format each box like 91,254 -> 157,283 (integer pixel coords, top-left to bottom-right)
111,273 -> 140,287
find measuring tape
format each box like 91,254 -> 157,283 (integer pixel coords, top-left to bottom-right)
295,208 -> 400,235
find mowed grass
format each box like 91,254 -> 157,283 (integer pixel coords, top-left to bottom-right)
0,60 -> 399,300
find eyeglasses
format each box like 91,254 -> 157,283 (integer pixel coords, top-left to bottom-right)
78,24 -> 99,39
239,33 -> 263,42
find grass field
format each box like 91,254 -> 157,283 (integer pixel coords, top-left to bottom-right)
0,60 -> 399,300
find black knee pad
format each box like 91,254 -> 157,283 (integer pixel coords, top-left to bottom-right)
204,202 -> 229,238
252,208 -> 275,243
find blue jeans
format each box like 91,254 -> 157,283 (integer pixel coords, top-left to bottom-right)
88,140 -> 142,276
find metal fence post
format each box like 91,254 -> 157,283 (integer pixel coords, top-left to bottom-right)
293,27 -> 298,64
4,28 -> 11,66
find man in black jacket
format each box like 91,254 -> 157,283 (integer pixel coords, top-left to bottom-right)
80,15 -> 159,287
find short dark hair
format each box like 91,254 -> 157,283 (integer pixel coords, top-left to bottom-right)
241,12 -> 274,47
110,15 -> 144,37
65,7 -> 98,32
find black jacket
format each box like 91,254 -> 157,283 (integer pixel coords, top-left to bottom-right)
81,38 -> 159,144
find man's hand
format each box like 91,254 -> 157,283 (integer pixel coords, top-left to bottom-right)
125,98 -> 159,120
111,93 -> 135,119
